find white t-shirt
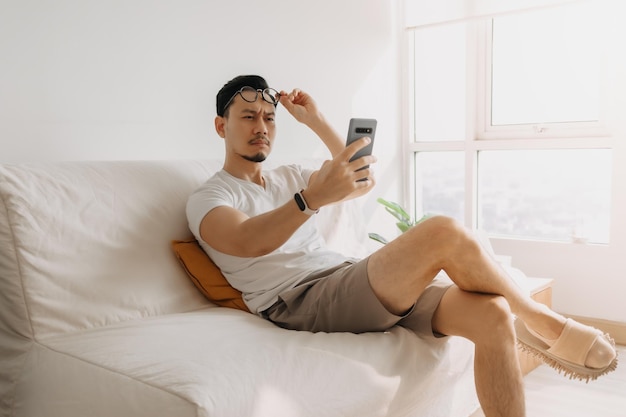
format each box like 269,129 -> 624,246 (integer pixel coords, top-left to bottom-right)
186,164 -> 349,314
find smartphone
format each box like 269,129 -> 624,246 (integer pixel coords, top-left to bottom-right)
346,118 -> 377,173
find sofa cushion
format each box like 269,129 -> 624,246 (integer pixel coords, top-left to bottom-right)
15,308 -> 478,417
0,160 -> 221,340
171,239 -> 249,312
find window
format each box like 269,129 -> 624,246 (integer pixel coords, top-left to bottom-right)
409,2 -> 612,244
412,23 -> 467,142
477,149 -> 612,244
415,151 -> 465,223
490,3 -> 602,127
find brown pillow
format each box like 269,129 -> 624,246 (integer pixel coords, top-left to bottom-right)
171,238 -> 250,312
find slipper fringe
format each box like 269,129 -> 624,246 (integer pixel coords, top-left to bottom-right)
516,333 -> 619,383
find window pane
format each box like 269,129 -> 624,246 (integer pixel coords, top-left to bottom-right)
413,23 -> 466,141
415,151 -> 465,222
491,3 -> 601,126
478,150 -> 611,244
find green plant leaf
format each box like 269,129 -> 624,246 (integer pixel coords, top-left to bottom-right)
396,222 -> 412,233
384,207 -> 408,224
377,197 -> 411,223
371,198 -> 431,242
368,232 -> 389,245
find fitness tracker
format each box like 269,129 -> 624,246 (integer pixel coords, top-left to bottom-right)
294,189 -> 319,215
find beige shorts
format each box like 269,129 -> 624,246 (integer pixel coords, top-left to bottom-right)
261,257 -> 453,337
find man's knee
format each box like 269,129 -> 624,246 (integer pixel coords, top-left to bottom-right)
433,288 -> 514,339
474,295 -> 515,342
485,295 -> 513,322
407,215 -> 476,256
419,214 -> 462,231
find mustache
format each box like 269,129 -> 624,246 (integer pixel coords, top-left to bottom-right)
248,134 -> 269,145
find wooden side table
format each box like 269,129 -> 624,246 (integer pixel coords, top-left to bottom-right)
518,277 -> 554,375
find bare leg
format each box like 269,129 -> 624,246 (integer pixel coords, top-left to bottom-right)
367,216 -> 614,369
433,287 -> 525,417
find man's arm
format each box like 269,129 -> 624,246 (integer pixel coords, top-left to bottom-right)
279,89 -> 345,157
199,140 -> 375,258
279,89 -> 376,201
199,199 -> 312,258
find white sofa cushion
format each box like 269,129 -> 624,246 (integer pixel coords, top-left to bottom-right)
0,160 -> 217,340
14,308 -> 477,417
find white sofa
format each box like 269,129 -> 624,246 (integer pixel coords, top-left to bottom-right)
0,159 -> 479,417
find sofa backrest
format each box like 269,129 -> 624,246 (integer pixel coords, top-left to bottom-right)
0,160 -> 220,341
0,159 -> 369,341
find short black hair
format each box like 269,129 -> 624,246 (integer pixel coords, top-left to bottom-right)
216,75 -> 270,117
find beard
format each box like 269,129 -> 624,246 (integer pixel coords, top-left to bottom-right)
241,152 -> 267,163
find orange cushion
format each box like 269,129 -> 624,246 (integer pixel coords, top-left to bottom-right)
171,238 -> 250,312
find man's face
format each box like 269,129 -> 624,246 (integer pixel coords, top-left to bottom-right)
217,94 -> 277,163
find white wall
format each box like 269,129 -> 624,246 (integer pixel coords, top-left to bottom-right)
0,0 -> 400,163
0,0 -> 404,241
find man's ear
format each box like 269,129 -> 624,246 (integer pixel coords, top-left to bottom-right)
215,116 -> 226,138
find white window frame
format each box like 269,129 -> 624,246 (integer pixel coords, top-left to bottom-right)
475,18 -> 611,141
406,17 -> 615,242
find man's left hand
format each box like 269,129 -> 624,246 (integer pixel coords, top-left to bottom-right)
279,89 -> 322,127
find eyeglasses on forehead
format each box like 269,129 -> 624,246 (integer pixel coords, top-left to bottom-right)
223,86 -> 280,113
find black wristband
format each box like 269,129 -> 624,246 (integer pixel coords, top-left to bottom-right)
294,189 -> 319,215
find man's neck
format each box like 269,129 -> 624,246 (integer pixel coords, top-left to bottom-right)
223,157 -> 265,187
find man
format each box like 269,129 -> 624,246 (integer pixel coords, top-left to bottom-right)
187,75 -> 617,417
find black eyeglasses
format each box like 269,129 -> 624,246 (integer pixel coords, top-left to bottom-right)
223,86 -> 280,112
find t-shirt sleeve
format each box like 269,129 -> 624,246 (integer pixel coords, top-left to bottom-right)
300,166 -> 316,186
186,181 -> 234,238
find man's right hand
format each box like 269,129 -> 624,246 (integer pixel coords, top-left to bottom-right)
303,136 -> 377,209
